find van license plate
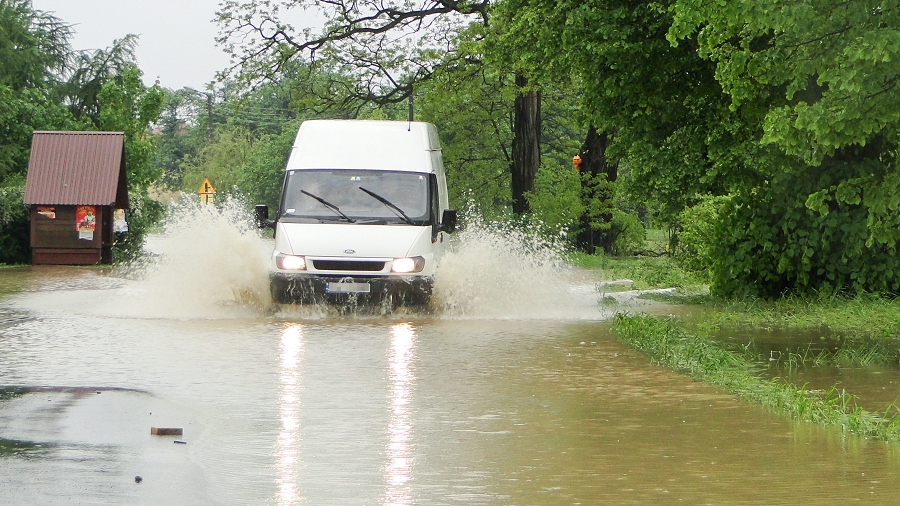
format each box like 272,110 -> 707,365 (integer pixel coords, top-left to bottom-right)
326,282 -> 371,294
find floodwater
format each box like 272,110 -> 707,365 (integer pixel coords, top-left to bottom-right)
2,206 -> 900,504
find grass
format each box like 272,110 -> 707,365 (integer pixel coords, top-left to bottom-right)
611,313 -> 900,440
567,251 -> 708,292
697,292 -> 900,340
742,337 -> 900,370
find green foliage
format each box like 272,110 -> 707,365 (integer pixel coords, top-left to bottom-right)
0,184 -> 28,264
180,124 -> 254,200
178,119 -> 298,210
662,0 -> 900,298
568,253 -> 706,291
152,88 -> 203,190
418,65 -> 514,216
575,169 -> 646,256
491,0 -> 900,298
711,160 -> 900,298
237,120 -> 299,209
0,0 -> 69,91
96,64 -> 165,262
670,0 -> 900,164
98,64 -> 165,192
527,162 -> 583,235
0,1 -> 75,182
61,36 -> 141,125
0,85 -> 74,181
674,194 -> 730,274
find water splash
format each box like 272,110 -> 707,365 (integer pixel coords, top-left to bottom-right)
126,203 -> 610,320
113,196 -> 273,319
433,214 -> 608,320
10,198 -> 611,321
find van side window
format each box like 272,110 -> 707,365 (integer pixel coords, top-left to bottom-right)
430,174 -> 440,226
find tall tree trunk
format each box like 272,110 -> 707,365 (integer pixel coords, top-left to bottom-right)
576,125 -> 619,253
511,74 -> 541,214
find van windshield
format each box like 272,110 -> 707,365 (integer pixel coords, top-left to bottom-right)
281,169 -> 431,224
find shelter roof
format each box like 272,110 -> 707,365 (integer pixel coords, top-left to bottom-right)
23,131 -> 128,207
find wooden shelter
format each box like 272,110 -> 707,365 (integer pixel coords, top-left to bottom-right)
23,131 -> 128,265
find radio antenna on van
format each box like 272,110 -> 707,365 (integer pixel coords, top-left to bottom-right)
407,94 -> 414,130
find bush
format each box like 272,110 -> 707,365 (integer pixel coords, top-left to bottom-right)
527,162 -> 583,237
674,195 -> 731,274
0,185 -> 28,264
112,191 -> 164,262
710,161 -> 900,298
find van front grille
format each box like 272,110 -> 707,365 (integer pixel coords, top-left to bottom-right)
312,260 -> 386,272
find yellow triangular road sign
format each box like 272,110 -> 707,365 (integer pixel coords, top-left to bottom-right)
198,178 -> 216,195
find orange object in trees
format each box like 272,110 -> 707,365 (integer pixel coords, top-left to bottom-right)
572,154 -> 582,171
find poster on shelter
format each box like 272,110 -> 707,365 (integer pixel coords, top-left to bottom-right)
113,208 -> 128,233
36,206 -> 56,219
76,205 -> 96,241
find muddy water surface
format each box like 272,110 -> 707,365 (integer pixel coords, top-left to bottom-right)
1,208 -> 899,504
0,267 -> 898,505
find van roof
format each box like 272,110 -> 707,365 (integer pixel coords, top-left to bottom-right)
286,120 -> 441,173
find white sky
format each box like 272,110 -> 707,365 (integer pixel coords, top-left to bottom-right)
32,0 -> 236,90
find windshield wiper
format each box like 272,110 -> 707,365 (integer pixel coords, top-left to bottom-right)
300,190 -> 355,223
358,186 -> 415,225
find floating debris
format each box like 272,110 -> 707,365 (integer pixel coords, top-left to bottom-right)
150,427 -> 183,436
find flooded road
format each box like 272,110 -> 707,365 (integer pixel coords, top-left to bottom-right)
2,213 -> 900,504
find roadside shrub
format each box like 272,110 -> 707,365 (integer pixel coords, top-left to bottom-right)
0,185 -> 29,265
710,161 -> 900,298
527,163 -> 583,238
112,191 -> 164,262
675,194 -> 730,274
605,210 -> 646,256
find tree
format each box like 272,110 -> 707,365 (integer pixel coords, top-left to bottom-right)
94,64 -> 165,260
216,0 -> 543,215
0,0 -> 69,92
60,35 -> 142,125
667,0 -> 900,296
0,0 -> 75,264
489,0 -> 754,252
417,62 -> 514,214
0,0 -> 74,184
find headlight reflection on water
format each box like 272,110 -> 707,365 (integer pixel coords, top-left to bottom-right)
384,323 -> 416,505
277,325 -> 304,505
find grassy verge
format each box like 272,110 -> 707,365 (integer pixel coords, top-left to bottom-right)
567,252 -> 708,292
676,293 -> 900,368
611,313 -> 900,440
696,293 -> 900,338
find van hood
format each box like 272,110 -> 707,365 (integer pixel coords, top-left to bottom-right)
278,222 -> 430,258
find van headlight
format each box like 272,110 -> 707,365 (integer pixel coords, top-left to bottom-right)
276,253 -> 306,270
391,256 -> 425,273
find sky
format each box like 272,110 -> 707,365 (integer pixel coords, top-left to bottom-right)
32,0 -> 238,90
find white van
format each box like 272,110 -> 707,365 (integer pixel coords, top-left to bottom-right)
256,120 -> 457,305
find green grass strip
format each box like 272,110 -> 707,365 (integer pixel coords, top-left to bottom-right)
611,313 -> 900,440
706,293 -> 900,340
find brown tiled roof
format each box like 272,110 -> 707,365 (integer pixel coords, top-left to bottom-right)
23,131 -> 128,207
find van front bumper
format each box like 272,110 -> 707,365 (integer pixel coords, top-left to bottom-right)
270,272 -> 433,306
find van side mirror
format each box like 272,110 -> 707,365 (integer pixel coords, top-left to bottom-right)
440,209 -> 458,233
255,204 -> 275,229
